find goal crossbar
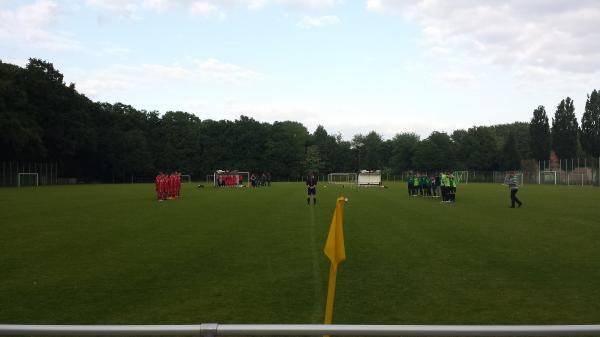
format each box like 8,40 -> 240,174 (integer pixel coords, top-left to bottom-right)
17,172 -> 38,187
213,171 -> 250,187
327,173 -> 357,184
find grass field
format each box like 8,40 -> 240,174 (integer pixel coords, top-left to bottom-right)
1,182 -> 599,325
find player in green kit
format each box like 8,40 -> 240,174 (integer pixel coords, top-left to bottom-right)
440,172 -> 447,202
413,175 -> 420,196
449,174 -> 457,202
407,174 -> 414,196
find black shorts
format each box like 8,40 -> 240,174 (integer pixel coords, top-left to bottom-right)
308,187 -> 316,195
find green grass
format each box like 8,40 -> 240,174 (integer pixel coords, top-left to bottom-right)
1,182 -> 599,325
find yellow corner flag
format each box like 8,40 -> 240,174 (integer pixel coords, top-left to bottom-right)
323,196 -> 347,332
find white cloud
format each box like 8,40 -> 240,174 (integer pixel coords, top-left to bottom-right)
367,1 -> 600,73
84,0 -> 343,18
198,58 -> 264,83
436,71 -> 479,87
0,0 -> 79,50
189,2 -> 225,18
278,0 -> 342,11
65,58 -> 263,100
298,15 -> 340,28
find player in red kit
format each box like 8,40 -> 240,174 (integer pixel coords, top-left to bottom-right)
155,172 -> 162,201
158,173 -> 167,201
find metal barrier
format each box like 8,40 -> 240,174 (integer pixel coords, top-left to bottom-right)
2,324 -> 600,336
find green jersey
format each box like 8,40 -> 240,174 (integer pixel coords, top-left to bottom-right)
440,174 -> 447,187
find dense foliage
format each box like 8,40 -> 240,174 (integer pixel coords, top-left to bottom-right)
529,106 -> 551,161
551,97 -> 579,159
580,90 -> 600,157
1,59 -> 599,181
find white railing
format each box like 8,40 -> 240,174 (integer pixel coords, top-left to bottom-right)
2,324 -> 600,336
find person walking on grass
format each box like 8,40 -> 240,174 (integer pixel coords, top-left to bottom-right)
508,172 -> 523,208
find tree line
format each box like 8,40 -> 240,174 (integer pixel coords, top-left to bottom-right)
1,59 -> 599,182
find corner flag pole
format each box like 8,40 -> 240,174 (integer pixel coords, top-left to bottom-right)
323,197 -> 348,337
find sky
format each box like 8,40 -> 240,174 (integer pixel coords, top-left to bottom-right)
1,0 -> 599,139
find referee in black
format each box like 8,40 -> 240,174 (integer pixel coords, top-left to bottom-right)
307,173 -> 317,206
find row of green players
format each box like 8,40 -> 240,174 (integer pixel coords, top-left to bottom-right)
407,173 -> 457,202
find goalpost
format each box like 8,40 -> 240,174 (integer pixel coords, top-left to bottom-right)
180,175 -> 192,183
540,171 -> 557,185
327,173 -> 357,185
213,170 -> 250,187
453,171 -> 469,184
567,172 -> 584,186
18,173 -> 38,187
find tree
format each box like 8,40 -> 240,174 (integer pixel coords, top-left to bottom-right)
0,62 -> 45,160
451,129 -> 468,169
411,132 -> 455,171
304,145 -> 322,174
412,140 -> 439,171
499,132 -> 521,170
456,127 -> 498,170
362,131 -> 384,170
389,132 -> 420,173
264,121 -> 309,178
351,134 -> 365,170
552,97 -> 579,159
312,125 -> 338,173
491,122 -> 531,159
580,90 -> 600,157
427,131 -> 456,169
529,105 -> 551,161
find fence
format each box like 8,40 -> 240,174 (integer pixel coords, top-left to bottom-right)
0,162 -> 59,187
2,324 -> 600,336
383,169 -> 599,187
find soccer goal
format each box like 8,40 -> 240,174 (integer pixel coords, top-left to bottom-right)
540,171 -> 557,185
453,171 -> 469,184
358,170 -> 382,187
328,173 -> 357,185
213,170 -> 250,187
567,173 -> 585,186
180,175 -> 192,183
18,173 -> 38,187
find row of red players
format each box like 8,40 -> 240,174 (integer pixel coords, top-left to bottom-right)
217,175 -> 243,187
155,173 -> 181,201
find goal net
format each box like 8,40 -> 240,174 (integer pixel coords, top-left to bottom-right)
180,175 -> 192,183
18,173 -> 38,187
213,170 -> 250,187
540,171 -> 557,185
358,170 -> 382,187
453,171 -> 469,184
567,172 -> 585,186
328,173 -> 357,185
